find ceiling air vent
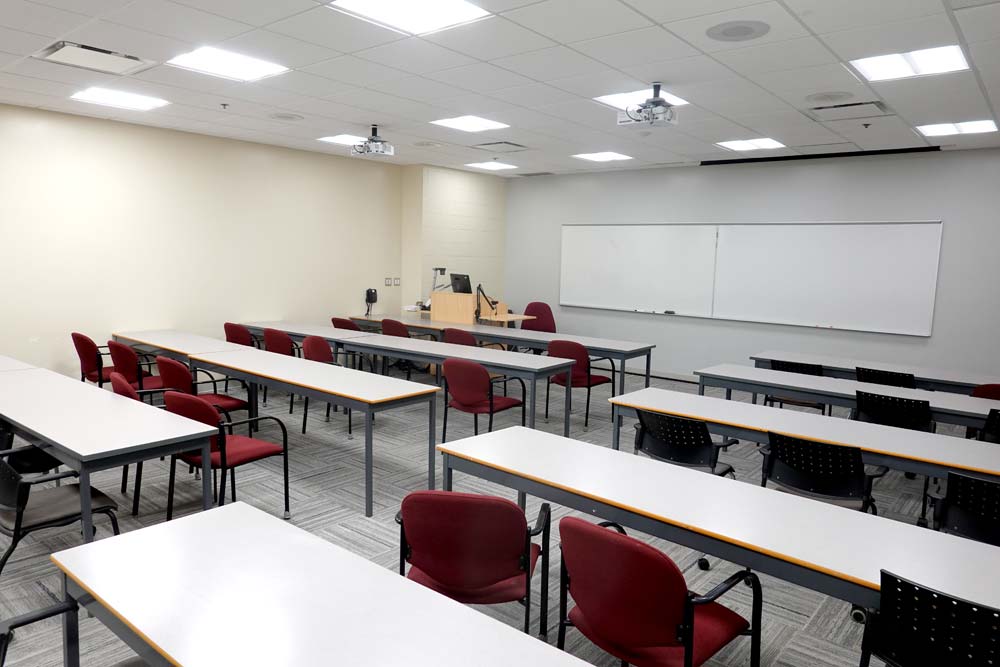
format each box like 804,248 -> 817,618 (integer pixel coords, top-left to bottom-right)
808,101 -> 891,122
34,42 -> 154,75
472,141 -> 528,153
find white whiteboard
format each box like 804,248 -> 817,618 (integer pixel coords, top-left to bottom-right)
559,224 -> 716,317
559,221 -> 942,337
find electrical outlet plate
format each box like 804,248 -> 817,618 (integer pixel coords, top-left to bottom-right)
393,278 -> 400,286
384,277 -> 391,286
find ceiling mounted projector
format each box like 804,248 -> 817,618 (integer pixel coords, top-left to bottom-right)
616,82 -> 678,129
352,124 -> 395,157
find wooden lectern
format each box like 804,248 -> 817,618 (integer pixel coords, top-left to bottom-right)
430,292 -> 532,325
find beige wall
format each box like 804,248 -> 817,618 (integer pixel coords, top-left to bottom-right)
0,104 -> 403,375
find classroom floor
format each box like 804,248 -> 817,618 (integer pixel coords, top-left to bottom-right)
1,365 -> 943,666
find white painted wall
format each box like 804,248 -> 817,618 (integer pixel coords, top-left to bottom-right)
505,150 -> 1000,379
0,104 -> 403,374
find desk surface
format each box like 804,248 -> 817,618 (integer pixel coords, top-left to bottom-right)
696,363 -> 1000,418
0,355 -> 34,372
243,321 -> 374,342
0,369 -> 213,462
345,333 -> 573,372
612,388 -> 1000,477
750,350 -> 997,389
52,502 -> 586,667
439,427 -> 1000,608
190,347 -> 439,405
114,330 -> 246,356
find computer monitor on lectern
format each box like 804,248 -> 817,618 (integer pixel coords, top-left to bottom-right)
450,273 -> 472,294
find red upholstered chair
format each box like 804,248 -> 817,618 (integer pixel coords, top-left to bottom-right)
521,302 -> 556,333
557,517 -> 762,667
107,340 -> 164,394
300,336 -> 352,436
163,392 -> 290,520
397,490 -> 551,635
223,322 -> 259,348
262,328 -> 300,412
441,358 -> 524,442
443,328 -> 477,346
110,371 -> 170,516
155,356 -> 248,420
379,319 -> 420,379
546,340 -> 612,428
71,333 -> 114,387
331,317 -> 363,331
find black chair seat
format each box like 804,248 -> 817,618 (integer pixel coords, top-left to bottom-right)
6,447 -> 61,476
0,484 -> 117,532
766,480 -> 868,511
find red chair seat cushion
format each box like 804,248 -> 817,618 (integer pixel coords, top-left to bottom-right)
407,543 -> 540,604
84,367 -> 116,383
569,600 -> 748,667
131,374 -> 165,391
448,395 -> 523,415
200,393 -> 248,413
551,373 -> 612,388
180,435 -> 282,469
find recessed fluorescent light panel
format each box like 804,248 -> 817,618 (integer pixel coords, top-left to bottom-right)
70,87 -> 169,111
167,46 -> 288,82
318,134 -> 367,145
572,152 -> 633,162
329,0 -> 490,35
717,138 -> 785,151
917,120 -> 997,137
851,45 -> 968,82
466,161 -> 517,171
594,88 -> 689,109
431,115 -> 509,132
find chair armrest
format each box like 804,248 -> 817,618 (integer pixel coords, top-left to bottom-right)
135,387 -> 169,398
0,445 -> 40,458
927,485 -> 946,502
690,570 -> 756,605
711,437 -> 738,449
597,521 -> 626,535
758,445 -> 771,456
192,369 -> 220,394
529,503 -> 551,537
0,600 -> 77,636
25,470 -> 79,485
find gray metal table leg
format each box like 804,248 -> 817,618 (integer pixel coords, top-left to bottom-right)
698,380 -> 706,396
517,491 -> 526,509
78,469 -> 94,543
563,380 -> 571,436
528,378 -> 537,428
645,352 -> 652,388
364,411 -> 374,517
443,453 -> 453,491
200,438 -> 213,511
62,574 -> 79,667
612,404 -> 621,451
427,398 -> 436,490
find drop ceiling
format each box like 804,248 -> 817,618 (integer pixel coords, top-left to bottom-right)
1,0 -> 999,175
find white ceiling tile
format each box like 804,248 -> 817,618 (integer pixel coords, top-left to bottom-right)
326,87 -> 445,121
104,0 -> 253,43
502,0 -> 651,43
748,63 -> 875,109
672,116 -> 758,143
470,0 -> 542,10
933,131 -> 1000,149
821,14 -> 960,62
303,55 -> 409,86
0,71 -> 77,97
134,64 -> 233,93
622,0 -> 771,23
257,69 -> 352,97
713,36 -> 837,75
424,17 -> 555,60
621,55 -> 738,87
4,56 -> 120,87
62,20 -> 192,62
664,2 -> 809,53
29,0 -> 132,15
670,78 -> 792,116
355,38 -> 475,75
171,0 -> 317,27
217,81 -> 313,108
492,46 -> 608,81
784,0 -> 943,34
821,115 -> 926,150
970,37 -> 1000,91
268,5 -> 405,52
0,83 -> 72,108
872,71 -> 992,125
0,26 -> 56,55
221,29 -> 340,69
0,1 -> 91,36
732,110 -> 847,145
377,75 -> 468,103
571,26 -> 700,68
430,92 -> 523,116
536,98 -> 617,129
0,50 -> 19,68
548,70 -> 647,99
427,62 -> 535,91
490,82 -> 572,107
793,142 -> 860,154
956,2 -> 1000,42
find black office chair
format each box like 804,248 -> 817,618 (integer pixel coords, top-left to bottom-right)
762,360 -> 829,415
930,472 -> 1000,546
0,427 -> 61,478
856,367 -> 917,389
760,432 -> 886,514
634,410 -> 736,571
981,408 -> 1000,444
852,390 -> 936,525
859,569 -> 1000,667
0,454 -> 119,578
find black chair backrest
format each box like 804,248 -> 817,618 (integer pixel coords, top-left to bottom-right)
0,459 -> 26,513
764,432 -> 866,499
771,360 -> 823,376
982,409 -> 1000,444
938,472 -> 1000,547
856,367 -> 916,389
635,411 -> 718,468
871,569 -> 1000,666
855,391 -> 934,432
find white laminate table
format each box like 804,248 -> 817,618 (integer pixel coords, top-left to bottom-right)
113,330 -> 247,361
750,349 -> 998,395
439,427 -> 1000,611
52,502 -> 588,667
0,355 -> 35,372
189,346 -> 439,517
0,369 -> 214,541
696,363 -> 1000,429
243,321 -> 375,343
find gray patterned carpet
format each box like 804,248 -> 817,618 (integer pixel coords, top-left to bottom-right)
1,364 -> 934,666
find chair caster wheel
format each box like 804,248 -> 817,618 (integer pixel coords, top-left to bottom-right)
697,557 -> 711,571
916,517 -> 928,528
904,472 -> 916,480
850,605 -> 868,624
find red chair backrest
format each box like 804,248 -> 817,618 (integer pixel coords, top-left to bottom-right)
109,372 -> 140,401
443,328 -> 477,346
107,340 -> 141,383
331,317 -> 362,331
401,490 -> 528,590
156,356 -> 194,394
302,336 -> 334,364
521,302 -> 556,333
224,323 -> 255,347
71,332 -> 101,376
548,340 -> 589,381
973,384 -> 1000,401
382,319 -> 410,338
443,358 -> 490,406
560,516 -> 687,648
164,392 -> 221,451
264,328 -> 295,356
